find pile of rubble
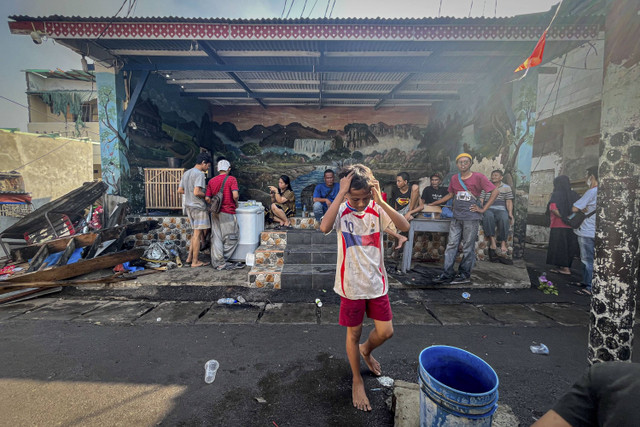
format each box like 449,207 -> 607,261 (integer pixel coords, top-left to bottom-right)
0,182 -> 169,304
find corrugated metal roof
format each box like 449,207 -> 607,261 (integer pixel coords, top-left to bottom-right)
24,69 -> 94,81
10,13 -> 604,108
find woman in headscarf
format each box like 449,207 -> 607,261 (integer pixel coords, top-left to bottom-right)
267,175 -> 296,229
546,175 -> 579,275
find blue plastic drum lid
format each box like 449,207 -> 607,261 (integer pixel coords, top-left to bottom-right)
419,346 -> 499,410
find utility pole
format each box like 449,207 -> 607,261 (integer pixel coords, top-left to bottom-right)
589,0 -> 640,363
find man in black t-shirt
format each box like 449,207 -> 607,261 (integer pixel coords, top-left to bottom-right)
532,362 -> 640,427
405,173 -> 448,218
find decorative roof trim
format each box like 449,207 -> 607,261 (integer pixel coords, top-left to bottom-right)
9,20 -> 602,42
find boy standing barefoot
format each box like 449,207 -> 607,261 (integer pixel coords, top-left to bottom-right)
320,164 -> 410,411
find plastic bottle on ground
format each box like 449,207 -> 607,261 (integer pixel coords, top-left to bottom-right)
204,359 -> 219,383
217,298 -> 237,305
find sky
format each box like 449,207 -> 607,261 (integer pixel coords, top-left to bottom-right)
1,0 -> 560,131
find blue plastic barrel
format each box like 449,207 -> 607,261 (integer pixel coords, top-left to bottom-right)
418,345 -> 499,426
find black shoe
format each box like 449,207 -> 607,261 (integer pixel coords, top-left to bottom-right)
498,257 -> 513,265
450,274 -> 471,285
488,248 -> 498,263
433,274 -> 452,284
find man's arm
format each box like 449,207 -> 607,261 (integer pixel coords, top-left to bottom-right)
313,186 -> 331,206
372,181 -> 410,232
232,190 -> 239,205
178,186 -> 185,195
193,186 -> 206,198
407,198 -> 425,216
531,410 -> 572,427
507,199 -> 514,224
473,188 -> 499,213
429,193 -> 453,206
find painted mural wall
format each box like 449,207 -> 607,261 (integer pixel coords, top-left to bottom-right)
122,73 -> 211,211
205,105 -> 459,212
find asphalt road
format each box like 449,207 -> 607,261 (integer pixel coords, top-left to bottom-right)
1,247 -> 638,426
2,312 -> 638,426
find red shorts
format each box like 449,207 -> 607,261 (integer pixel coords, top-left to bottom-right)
339,294 -> 393,327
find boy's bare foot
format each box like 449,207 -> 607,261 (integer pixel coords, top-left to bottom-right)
394,235 -> 408,250
191,261 -> 206,268
359,344 -> 382,376
352,379 -> 371,411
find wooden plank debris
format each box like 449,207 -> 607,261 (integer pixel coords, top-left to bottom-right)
10,220 -> 159,263
4,248 -> 145,283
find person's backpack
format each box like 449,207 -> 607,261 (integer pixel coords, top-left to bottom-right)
209,175 -> 229,214
564,209 -> 596,229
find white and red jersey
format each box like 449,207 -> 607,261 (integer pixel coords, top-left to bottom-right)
332,200 -> 392,299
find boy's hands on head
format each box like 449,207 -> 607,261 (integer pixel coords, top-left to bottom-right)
339,171 -> 355,194
371,179 -> 383,204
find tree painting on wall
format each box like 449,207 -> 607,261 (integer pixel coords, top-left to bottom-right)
98,85 -> 129,195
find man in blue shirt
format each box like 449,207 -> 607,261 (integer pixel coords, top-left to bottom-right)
571,166 -> 598,296
313,169 -> 340,222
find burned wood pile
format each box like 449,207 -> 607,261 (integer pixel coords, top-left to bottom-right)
0,182 -> 162,304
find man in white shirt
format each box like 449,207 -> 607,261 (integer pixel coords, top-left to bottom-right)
571,166 -> 598,296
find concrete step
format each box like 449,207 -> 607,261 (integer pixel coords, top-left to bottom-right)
284,243 -> 337,264
280,264 -> 335,290
248,264 -> 283,289
285,229 -> 337,245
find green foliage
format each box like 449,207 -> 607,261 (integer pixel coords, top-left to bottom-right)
351,151 -> 364,162
321,147 -> 351,162
240,143 -> 262,156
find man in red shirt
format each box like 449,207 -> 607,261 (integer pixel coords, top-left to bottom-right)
205,159 -> 242,270
428,153 -> 499,284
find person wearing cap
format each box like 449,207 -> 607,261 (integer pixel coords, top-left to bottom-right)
178,152 -> 212,268
205,159 -> 242,270
428,153 -> 499,284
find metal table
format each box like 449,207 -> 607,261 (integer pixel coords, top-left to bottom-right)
401,218 -> 451,273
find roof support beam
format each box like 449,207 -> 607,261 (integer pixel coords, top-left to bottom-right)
121,70 -> 149,130
182,92 -> 458,100
122,63 -> 458,73
374,73 -> 416,110
199,41 -> 267,109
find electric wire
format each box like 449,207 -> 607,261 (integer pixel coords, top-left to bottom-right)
307,0 -> 319,17
329,0 -> 336,18
324,0 -> 331,18
468,0 -> 474,17
96,0 -> 130,40
281,0 -> 288,18
286,0 -> 296,18
300,0 -> 308,17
